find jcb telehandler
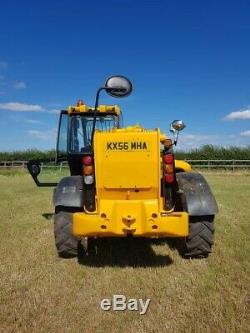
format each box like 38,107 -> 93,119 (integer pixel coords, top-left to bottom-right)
28,75 -> 218,259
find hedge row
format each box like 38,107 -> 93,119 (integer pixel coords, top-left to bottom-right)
0,149 -> 56,162
175,145 -> 250,160
0,145 -> 249,161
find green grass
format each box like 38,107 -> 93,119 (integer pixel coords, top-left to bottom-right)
0,172 -> 250,332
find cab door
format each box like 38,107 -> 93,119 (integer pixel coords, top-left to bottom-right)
56,111 -> 68,162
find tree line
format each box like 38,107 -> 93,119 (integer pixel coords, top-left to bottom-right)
0,145 -> 249,161
0,149 -> 56,162
175,145 -> 250,160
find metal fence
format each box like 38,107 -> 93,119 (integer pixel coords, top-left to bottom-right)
184,159 -> 250,171
0,161 -> 68,171
1,160 -> 250,171
0,161 -> 27,168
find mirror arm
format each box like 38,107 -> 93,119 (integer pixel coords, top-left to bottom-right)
90,84 -> 129,148
27,159 -> 59,187
91,87 -> 106,148
174,131 -> 179,146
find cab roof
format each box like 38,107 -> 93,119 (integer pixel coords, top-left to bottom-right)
68,104 -> 121,116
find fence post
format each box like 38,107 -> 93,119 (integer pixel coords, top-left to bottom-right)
232,160 -> 235,172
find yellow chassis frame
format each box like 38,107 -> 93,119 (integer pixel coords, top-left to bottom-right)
73,199 -> 188,238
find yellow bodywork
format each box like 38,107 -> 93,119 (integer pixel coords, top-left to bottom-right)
72,125 -> 191,238
175,159 -> 192,172
73,201 -> 188,237
68,104 -> 121,116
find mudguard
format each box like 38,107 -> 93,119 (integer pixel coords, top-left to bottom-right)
176,172 -> 218,216
53,176 -> 83,208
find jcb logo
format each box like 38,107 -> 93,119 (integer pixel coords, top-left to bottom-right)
106,141 -> 148,151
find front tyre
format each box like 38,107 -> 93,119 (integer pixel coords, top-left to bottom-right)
183,215 -> 215,259
54,208 -> 82,258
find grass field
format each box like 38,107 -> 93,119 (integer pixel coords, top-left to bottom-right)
0,171 -> 249,332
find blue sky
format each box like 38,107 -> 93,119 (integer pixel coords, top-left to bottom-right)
0,0 -> 250,151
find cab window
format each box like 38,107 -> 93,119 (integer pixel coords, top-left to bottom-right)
69,115 -> 117,153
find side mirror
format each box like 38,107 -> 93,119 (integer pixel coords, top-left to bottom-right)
104,75 -> 133,98
170,120 -> 186,133
30,163 -> 41,176
169,120 -> 186,146
91,75 -> 133,146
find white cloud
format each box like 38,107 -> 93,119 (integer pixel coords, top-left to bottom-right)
176,133 -> 218,150
13,81 -> 26,89
224,108 -> 250,120
27,128 -> 57,141
0,61 -> 8,70
47,108 -> 61,114
0,102 -> 44,112
240,130 -> 250,137
25,119 -> 41,124
181,133 -> 218,143
176,132 -> 250,150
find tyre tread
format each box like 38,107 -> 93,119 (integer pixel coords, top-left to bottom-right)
183,215 -> 215,259
54,209 -> 79,258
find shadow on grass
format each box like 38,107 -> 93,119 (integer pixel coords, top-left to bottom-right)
42,213 -> 54,220
161,237 -> 186,258
77,237 -> 174,268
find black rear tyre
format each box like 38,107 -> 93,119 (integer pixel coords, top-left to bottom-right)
183,215 -> 215,259
54,207 -> 82,258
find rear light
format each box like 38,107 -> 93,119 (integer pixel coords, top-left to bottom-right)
163,154 -> 174,164
82,154 -> 96,211
165,164 -> 174,174
82,155 -> 94,184
163,153 -> 175,184
83,165 -> 93,175
82,155 -> 93,165
84,175 -> 94,185
165,174 -> 174,183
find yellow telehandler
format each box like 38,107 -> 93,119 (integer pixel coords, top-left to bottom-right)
28,75 -> 218,259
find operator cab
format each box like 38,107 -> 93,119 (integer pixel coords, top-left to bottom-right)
57,102 -> 121,175
27,75 -> 132,186
70,112 -> 119,154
